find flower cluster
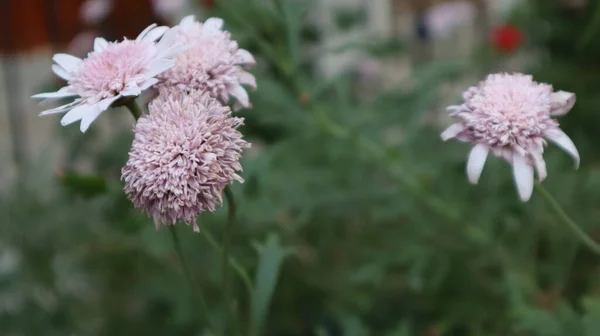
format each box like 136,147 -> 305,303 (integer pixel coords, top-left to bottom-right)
33,16 -> 255,230
441,73 -> 578,202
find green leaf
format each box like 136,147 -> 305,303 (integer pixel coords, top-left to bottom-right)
250,233 -> 295,333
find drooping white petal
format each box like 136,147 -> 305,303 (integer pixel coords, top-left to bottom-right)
52,54 -> 82,72
550,91 -> 576,116
60,104 -> 94,126
239,72 -> 257,90
79,105 -> 104,132
235,49 -> 255,65
440,123 -> 465,141
52,65 -> 70,80
531,148 -> 547,181
97,95 -> 121,111
39,100 -> 83,116
512,153 -> 534,202
32,89 -> 77,100
136,23 -> 158,42
142,26 -> 169,42
94,37 -> 109,52
466,144 -> 489,184
145,59 -> 175,78
544,128 -> 580,168
228,84 -> 250,108
204,18 -> 224,31
139,78 -> 159,90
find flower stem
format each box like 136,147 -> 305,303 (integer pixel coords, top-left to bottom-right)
534,182 -> 600,255
168,225 -> 213,331
222,186 -> 237,334
125,100 -> 143,121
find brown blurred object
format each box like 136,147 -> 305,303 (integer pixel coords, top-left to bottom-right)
0,0 -> 164,55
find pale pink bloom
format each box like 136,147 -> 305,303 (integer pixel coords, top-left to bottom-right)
152,0 -> 186,21
121,89 -> 250,231
80,0 -> 113,25
441,73 -> 579,202
158,15 -> 256,110
32,24 -> 183,133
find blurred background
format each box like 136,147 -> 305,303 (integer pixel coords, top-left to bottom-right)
3,0 -> 600,335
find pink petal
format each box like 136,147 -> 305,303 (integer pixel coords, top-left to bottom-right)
544,128 -> 580,168
239,72 -> 257,90
440,123 -> 464,141
235,49 -> 255,65
228,84 -> 249,108
550,91 -> 576,116
466,144 -> 488,184
512,153 -> 534,202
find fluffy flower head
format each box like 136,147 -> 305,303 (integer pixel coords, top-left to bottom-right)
121,89 -> 250,231
158,15 -> 256,110
32,24 -> 183,132
441,73 -> 578,202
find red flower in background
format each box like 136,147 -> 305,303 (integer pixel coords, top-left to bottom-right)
491,24 -> 523,53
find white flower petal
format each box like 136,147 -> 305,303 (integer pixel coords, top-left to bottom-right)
550,91 -> 576,116
531,148 -> 547,181
146,59 -> 175,78
512,153 -> 534,202
544,128 -> 580,168
79,105 -> 104,133
140,78 -> 159,90
52,65 -> 70,80
204,18 -> 224,31
60,104 -> 93,126
52,54 -> 82,72
142,26 -> 169,42
136,23 -> 158,42
235,49 -> 255,65
97,95 -> 121,111
121,84 -> 142,97
39,100 -> 82,116
466,144 -> 489,184
239,72 -> 257,90
94,37 -> 109,52
180,15 -> 196,30
32,90 -> 77,100
440,123 -> 465,141
157,26 -> 180,49
228,84 -> 250,108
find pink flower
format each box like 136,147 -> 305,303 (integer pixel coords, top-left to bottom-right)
158,15 -> 256,110
121,88 -> 250,231
441,73 -> 579,202
32,24 -> 183,133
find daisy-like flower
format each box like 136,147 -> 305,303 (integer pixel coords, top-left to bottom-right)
32,24 -> 183,133
441,73 -> 579,202
157,15 -> 256,110
121,88 -> 250,231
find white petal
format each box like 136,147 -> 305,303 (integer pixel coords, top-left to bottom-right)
60,104 -> 93,126
228,84 -> 250,108
440,123 -> 465,141
139,78 -> 159,90
204,17 -> 224,30
39,100 -> 82,116
32,89 -> 77,100
446,105 -> 462,112
142,26 -> 169,42
79,105 -> 104,133
94,37 -> 109,51
52,65 -> 70,80
157,26 -> 180,49
512,153 -> 534,202
136,23 -> 158,42
239,72 -> 256,90
531,149 -> 547,181
544,128 -> 580,168
121,84 -> 142,97
179,15 -> 196,30
97,95 -> 121,111
53,54 -> 82,72
235,49 -> 255,65
550,91 -> 576,116
466,144 -> 489,184
145,59 -> 175,78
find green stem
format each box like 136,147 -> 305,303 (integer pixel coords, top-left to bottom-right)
534,182 -> 600,255
222,186 -> 236,334
125,100 -> 143,121
168,226 -> 213,331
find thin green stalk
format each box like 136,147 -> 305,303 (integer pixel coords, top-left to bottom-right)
534,182 -> 600,255
168,226 -> 213,330
222,186 -> 237,335
124,100 -> 143,120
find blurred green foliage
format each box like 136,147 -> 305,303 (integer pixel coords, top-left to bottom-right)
3,0 -> 600,335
